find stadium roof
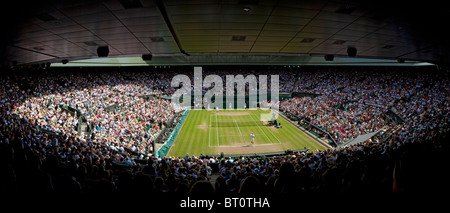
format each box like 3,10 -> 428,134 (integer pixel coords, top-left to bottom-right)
50,55 -> 433,67
2,0 -> 449,66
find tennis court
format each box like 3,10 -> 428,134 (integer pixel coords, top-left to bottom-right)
167,108 -> 326,157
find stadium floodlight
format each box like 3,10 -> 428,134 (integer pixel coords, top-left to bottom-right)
347,47 -> 357,57
142,54 -> 152,61
97,46 -> 109,57
324,54 -> 334,61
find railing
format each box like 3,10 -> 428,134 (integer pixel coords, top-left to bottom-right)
383,109 -> 405,125
282,92 -> 338,147
59,104 -> 91,137
282,110 -> 338,147
291,92 -> 321,98
155,109 -> 190,158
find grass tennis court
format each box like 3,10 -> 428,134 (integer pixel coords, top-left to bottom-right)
167,108 -> 326,157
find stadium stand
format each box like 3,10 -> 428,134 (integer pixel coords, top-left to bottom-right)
0,66 -> 448,209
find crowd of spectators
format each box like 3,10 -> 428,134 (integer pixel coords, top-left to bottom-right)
282,97 -> 383,143
0,66 -> 449,203
281,67 -> 449,145
13,69 -> 184,157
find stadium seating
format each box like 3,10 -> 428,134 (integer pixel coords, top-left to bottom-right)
0,66 -> 448,200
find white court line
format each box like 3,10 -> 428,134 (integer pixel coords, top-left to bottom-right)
234,120 -> 243,136
208,114 -> 212,148
209,143 -> 278,148
252,112 -> 282,144
217,134 -> 263,137
249,112 -> 273,144
215,114 -> 220,147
